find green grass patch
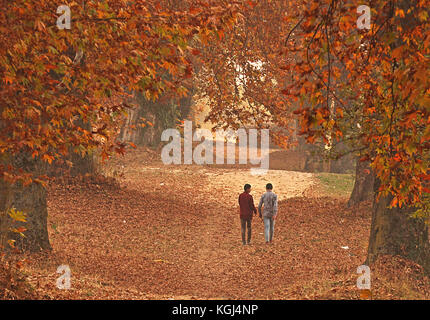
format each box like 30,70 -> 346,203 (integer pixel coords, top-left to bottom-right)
315,172 -> 355,197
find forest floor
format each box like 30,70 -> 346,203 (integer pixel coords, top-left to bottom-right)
7,147 -> 430,300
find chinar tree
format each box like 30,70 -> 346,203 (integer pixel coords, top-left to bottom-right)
280,0 -> 429,272
0,0 -> 240,251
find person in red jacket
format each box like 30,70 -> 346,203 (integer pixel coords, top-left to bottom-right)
238,184 -> 257,245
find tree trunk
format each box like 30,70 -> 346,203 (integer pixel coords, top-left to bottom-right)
68,150 -> 95,176
367,179 -> 430,274
347,157 -> 374,207
0,154 -> 51,252
0,181 -> 51,252
45,120 -> 96,177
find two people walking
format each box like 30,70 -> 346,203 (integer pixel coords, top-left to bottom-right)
238,183 -> 278,245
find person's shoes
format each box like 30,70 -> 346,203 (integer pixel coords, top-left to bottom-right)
247,241 -> 251,245
242,242 -> 246,245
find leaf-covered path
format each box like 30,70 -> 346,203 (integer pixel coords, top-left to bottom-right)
24,148 -> 420,299
21,148 -> 372,299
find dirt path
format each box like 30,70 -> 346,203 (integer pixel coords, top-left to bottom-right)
23,148 -> 373,299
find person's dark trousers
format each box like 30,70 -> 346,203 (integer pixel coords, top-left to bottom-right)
240,218 -> 252,244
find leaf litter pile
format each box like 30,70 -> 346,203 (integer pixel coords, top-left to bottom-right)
5,147 -> 430,299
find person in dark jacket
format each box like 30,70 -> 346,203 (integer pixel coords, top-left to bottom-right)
238,184 -> 257,245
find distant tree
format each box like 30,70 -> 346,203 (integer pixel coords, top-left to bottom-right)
194,0 -> 298,147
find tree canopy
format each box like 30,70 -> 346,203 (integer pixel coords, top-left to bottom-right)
0,0 -> 240,183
